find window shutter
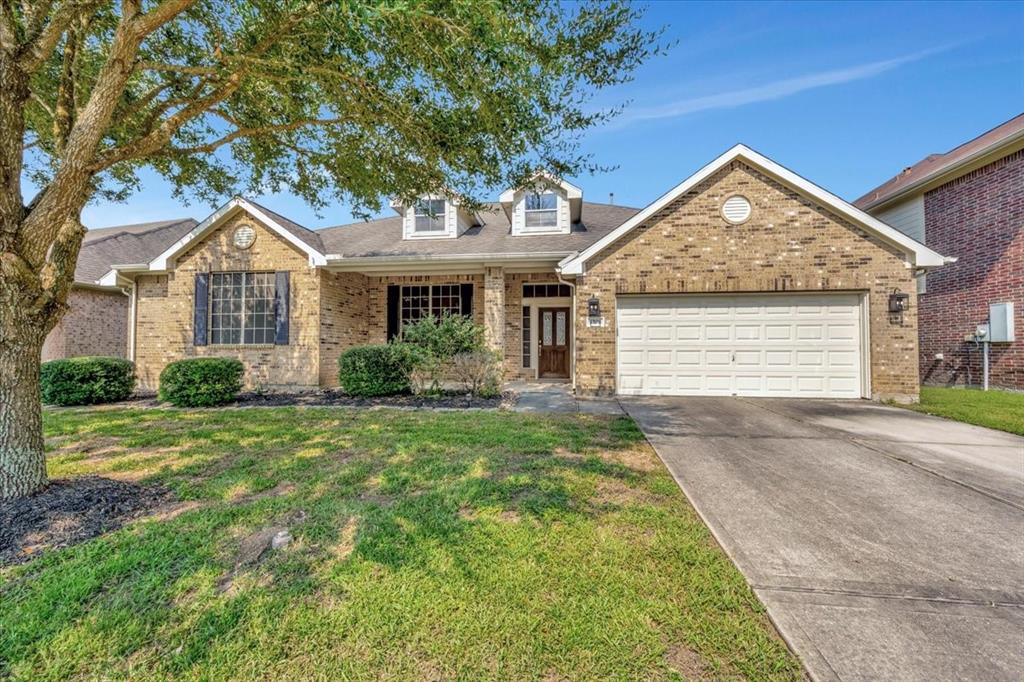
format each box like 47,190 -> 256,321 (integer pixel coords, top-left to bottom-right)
385,282 -> 401,337
460,283 -> 474,317
274,271 -> 290,345
194,273 -> 209,346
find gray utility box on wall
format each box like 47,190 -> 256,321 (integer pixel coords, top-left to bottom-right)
989,302 -> 1015,343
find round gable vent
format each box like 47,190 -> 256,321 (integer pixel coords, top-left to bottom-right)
233,224 -> 256,249
721,195 -> 752,224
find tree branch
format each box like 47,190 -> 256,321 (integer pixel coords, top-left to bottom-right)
17,0 -> 105,73
156,117 -> 342,157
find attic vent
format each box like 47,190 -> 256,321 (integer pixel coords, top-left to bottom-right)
722,195 -> 751,224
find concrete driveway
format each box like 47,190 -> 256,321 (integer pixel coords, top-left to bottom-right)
621,397 -> 1024,682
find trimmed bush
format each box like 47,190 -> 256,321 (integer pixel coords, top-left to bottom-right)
40,356 -> 135,406
401,313 -> 484,360
338,343 -> 420,397
159,357 -> 244,407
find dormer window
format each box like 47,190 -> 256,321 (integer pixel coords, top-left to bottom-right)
414,199 -> 446,233
525,191 -> 558,228
500,172 -> 581,236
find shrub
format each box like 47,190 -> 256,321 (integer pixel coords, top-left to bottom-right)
338,343 -> 420,397
159,357 -> 244,407
40,356 -> 135,406
401,313 -> 484,360
450,350 -> 502,398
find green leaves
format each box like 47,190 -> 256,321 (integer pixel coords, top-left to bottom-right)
22,0 -> 663,214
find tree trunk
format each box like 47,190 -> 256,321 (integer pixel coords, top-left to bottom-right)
0,323 -> 47,500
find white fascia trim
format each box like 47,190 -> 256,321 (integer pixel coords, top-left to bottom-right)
559,144 -> 949,275
146,197 -> 326,270
325,251 -> 570,266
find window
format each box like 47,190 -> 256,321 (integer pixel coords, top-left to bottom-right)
400,284 -> 463,330
524,191 -> 557,228
210,272 -> 276,345
414,199 -> 446,232
522,306 -> 531,368
523,283 -> 572,298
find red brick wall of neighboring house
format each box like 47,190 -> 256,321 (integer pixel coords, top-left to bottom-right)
919,149 -> 1023,389
41,287 -> 129,361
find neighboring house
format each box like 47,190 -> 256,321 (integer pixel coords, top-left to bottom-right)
856,114 -> 1023,390
107,145 -> 947,401
42,218 -> 198,361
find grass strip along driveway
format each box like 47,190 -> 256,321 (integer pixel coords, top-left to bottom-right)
905,386 -> 1024,436
1,408 -> 801,681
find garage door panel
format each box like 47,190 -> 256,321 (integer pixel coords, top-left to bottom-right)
616,294 -> 863,398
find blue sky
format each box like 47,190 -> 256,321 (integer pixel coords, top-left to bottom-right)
81,0 -> 1023,229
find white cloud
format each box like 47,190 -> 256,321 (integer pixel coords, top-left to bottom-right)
612,47 -> 950,128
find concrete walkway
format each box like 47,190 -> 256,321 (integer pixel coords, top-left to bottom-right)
507,381 -> 624,415
622,396 -> 1024,682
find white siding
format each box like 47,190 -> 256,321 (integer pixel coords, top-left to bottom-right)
510,183 -> 571,236
874,195 -> 927,293
875,195 -> 925,243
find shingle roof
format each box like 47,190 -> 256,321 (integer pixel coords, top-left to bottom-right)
245,198 -> 325,254
78,199 -> 638,283
76,218 -> 198,283
318,201 -> 639,258
855,113 -> 1024,210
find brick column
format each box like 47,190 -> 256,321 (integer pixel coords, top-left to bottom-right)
484,267 -> 505,354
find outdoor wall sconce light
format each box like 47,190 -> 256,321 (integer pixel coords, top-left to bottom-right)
587,296 -> 600,318
888,288 -> 910,313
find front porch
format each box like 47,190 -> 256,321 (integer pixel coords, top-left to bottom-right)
321,265 -> 578,386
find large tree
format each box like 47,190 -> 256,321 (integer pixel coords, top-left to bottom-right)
0,0 -> 660,499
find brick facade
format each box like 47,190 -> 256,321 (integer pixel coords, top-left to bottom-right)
919,150 -> 1022,389
41,287 -> 129,361
134,212 -> 323,391
574,161 -> 920,401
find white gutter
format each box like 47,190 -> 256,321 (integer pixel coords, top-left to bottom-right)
324,251 -> 573,264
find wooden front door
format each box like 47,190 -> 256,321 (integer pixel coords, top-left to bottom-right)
538,307 -> 570,378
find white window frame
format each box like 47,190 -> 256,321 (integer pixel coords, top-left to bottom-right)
209,271 -> 276,345
413,199 -> 447,233
524,190 -> 558,230
399,283 -> 464,333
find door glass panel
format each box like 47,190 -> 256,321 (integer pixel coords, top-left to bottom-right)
542,312 -> 553,346
556,311 -> 566,345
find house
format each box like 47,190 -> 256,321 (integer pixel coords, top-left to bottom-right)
856,114 -> 1023,390
42,218 -> 197,361
106,145 -> 948,402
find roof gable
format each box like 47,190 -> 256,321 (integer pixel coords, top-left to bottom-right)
141,197 -> 327,272
558,145 -> 949,275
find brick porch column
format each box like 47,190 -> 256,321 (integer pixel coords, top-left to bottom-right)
483,266 -> 505,354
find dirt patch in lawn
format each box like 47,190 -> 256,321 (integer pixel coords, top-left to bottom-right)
0,476 -> 175,566
664,642 -> 709,679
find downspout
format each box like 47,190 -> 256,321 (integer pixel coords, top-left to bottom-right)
556,268 -> 577,393
124,279 -> 137,362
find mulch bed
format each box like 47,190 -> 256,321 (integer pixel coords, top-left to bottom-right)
233,389 -> 516,410
0,476 -> 175,567
53,389 -> 518,411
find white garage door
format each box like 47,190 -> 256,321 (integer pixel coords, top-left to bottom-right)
616,293 -> 864,398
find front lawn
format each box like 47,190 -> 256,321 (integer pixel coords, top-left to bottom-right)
0,408 -> 802,681
906,387 -> 1024,435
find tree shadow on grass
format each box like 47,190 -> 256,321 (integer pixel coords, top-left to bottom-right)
3,408 -> 666,678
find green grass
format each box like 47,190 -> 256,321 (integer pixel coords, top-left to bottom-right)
1,408 -> 803,681
905,387 -> 1024,435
